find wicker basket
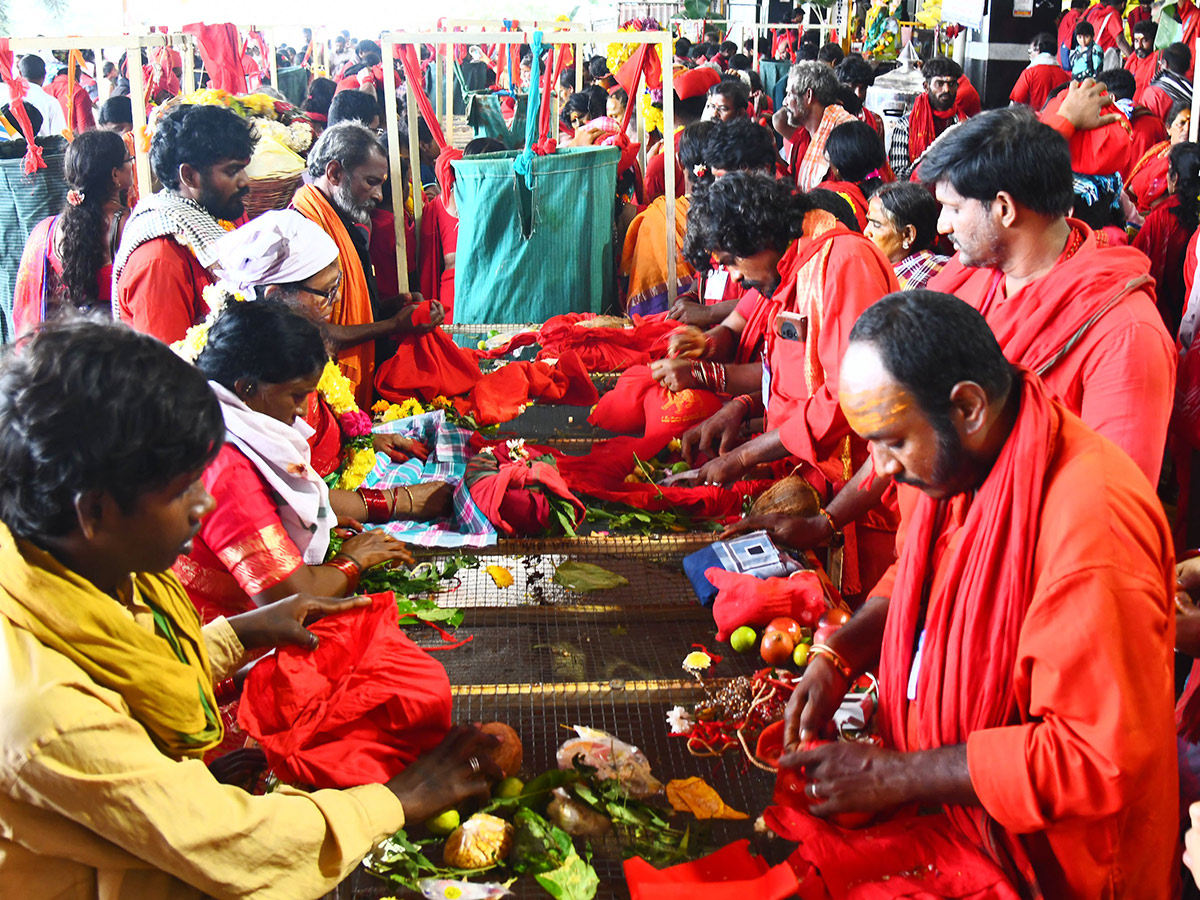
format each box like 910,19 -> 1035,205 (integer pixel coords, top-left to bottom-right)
243,173 -> 303,220
749,474 -> 821,518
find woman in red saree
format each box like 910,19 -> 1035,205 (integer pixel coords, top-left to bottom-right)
1126,100 -> 1190,214
12,130 -> 132,334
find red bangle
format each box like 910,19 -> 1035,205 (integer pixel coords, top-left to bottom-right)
358,487 -> 390,523
326,554 -> 362,591
214,677 -> 238,704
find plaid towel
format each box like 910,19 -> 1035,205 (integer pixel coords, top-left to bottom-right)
361,410 -> 497,548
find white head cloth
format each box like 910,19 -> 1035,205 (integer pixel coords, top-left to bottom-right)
212,209 -> 339,294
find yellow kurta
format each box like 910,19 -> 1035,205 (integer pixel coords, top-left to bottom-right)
0,593 -> 405,900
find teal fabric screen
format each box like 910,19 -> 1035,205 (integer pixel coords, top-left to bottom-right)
760,60 -> 791,101
465,93 -> 529,150
276,66 -> 309,106
452,146 -> 618,328
0,139 -> 68,343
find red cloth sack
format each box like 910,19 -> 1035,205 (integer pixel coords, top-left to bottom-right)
376,328 -> 483,403
237,593 -> 452,789
706,568 -> 829,641
643,384 -> 724,446
465,452 -> 586,536
589,365 -> 657,433
624,839 -> 799,900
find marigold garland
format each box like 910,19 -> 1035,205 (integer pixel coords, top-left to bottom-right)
336,445 -> 378,490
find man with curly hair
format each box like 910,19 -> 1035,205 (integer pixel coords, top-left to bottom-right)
665,171 -> 899,597
113,103 -> 256,343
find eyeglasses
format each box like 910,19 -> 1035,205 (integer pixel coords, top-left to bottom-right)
298,272 -> 342,306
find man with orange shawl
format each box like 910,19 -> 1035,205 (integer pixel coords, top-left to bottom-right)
779,291 -> 1176,899
886,57 -> 968,181
775,61 -> 858,191
292,122 -> 441,407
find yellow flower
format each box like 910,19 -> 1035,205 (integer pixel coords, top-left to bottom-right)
430,396 -> 453,411
641,93 -> 664,137
384,398 -> 425,421
683,650 -> 712,675
371,400 -> 391,413
316,360 -> 359,416
486,565 -> 514,589
336,446 -> 377,490
171,321 -> 211,364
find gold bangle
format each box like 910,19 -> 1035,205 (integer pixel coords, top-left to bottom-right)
809,642 -> 853,679
401,484 -> 415,515
817,507 -> 844,545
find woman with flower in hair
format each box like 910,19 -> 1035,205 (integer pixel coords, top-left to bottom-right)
12,129 -> 132,334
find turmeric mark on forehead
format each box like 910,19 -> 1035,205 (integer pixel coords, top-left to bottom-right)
840,386 -> 913,434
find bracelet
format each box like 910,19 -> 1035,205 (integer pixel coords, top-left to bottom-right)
731,394 -> 755,413
809,642 -> 853,679
817,507 -> 844,544
401,484 -> 415,515
357,487 -> 391,523
690,360 -> 728,393
325,554 -> 362,591
214,677 -> 238,704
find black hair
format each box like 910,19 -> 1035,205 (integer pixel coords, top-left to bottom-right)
689,45 -> 708,60
561,90 -> 596,126
918,107 -> 1073,218
675,92 -> 709,123
196,299 -> 329,393
848,290 -> 1015,420
98,95 -> 133,127
307,121 -> 385,179
151,104 -> 256,191
559,67 -> 576,90
1164,41 -> 1192,74
356,39 -> 381,59
871,181 -> 941,252
799,41 -> 819,61
709,78 -> 750,111
675,37 -> 693,57
58,130 -> 127,309
683,171 -> 811,268
730,53 -> 752,70
1097,67 -> 1135,101
1170,99 -> 1192,130
1169,142 -> 1200,232
679,120 -> 716,174
302,77 -> 336,117
2,101 -> 42,136
1074,21 -> 1095,39
103,61 -> 116,77
704,117 -> 777,174
836,56 -> 875,88
463,137 -> 505,156
588,56 -> 609,79
609,87 -> 629,109
748,70 -> 763,93
818,42 -> 845,65
359,52 -> 381,68
1133,20 -> 1158,40
836,83 -> 864,115
1031,32 -> 1057,55
18,54 -> 46,84
720,41 -> 738,57
922,56 -> 963,82
825,120 -> 885,192
327,89 -> 380,127
807,188 -> 861,231
0,317 -> 223,542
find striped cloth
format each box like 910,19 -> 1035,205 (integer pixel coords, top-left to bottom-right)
361,410 -> 497,548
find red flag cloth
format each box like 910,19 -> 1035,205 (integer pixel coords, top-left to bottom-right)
761,805 -> 1022,899
237,592 -> 452,789
303,393 -> 345,478
183,23 -> 248,94
875,371 -> 1177,898
0,38 -> 45,174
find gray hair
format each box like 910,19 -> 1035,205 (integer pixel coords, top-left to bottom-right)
306,121 -> 385,179
787,61 -> 841,107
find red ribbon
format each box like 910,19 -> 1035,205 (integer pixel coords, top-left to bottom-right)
0,38 -> 45,174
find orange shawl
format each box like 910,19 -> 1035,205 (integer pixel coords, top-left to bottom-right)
291,184 -> 375,408
620,194 -> 694,316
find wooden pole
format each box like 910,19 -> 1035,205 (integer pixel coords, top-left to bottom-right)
662,35 -> 676,309
381,36 -> 410,294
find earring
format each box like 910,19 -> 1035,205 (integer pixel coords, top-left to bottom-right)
902,240 -> 911,249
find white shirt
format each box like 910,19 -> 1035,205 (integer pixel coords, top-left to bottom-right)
0,80 -> 67,137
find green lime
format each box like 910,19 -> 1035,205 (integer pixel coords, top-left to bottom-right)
495,775 -> 525,799
425,808 -> 460,836
793,642 -> 810,667
730,625 -> 757,653
670,461 -> 691,474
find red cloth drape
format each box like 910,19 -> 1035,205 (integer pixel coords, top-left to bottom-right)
238,592 -> 452,789
183,23 -> 248,94
906,93 -> 957,167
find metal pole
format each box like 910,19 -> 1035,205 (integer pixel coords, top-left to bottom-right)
382,37 -> 410,294
662,36 -> 676,308
128,51 -> 151,198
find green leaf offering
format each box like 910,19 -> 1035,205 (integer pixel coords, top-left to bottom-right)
534,850 -> 600,900
552,561 -> 629,592
508,808 -> 575,875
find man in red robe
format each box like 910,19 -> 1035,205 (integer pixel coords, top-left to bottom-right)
1125,20 -> 1161,104
1084,0 -> 1132,60
887,57 -> 968,180
1009,33 -> 1069,111
46,68 -> 95,133
776,61 -> 857,191
665,172 -> 899,594
643,66 -> 716,202
779,290 -> 1176,900
113,104 -> 255,343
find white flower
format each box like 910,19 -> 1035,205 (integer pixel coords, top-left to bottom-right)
505,438 -> 528,460
666,705 -> 694,734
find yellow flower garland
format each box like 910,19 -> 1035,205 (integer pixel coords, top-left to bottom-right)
336,446 -> 378,490
316,361 -> 358,416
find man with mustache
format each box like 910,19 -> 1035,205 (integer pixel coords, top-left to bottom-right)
1124,20 -> 1160,105
114,104 -> 254,344
887,56 -> 967,180
291,122 -> 439,406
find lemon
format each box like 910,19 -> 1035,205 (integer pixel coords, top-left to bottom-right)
793,643 -> 810,667
425,808 -> 460,836
495,775 -> 525,798
730,625 -> 757,653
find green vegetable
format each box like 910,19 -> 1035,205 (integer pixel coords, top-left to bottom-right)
508,808 -> 574,875
583,503 -> 722,535
552,561 -> 629,592
534,850 -> 599,900
364,828 -> 496,891
324,546 -> 476,629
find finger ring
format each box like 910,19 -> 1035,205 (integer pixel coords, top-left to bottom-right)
468,756 -> 481,774
807,781 -> 821,800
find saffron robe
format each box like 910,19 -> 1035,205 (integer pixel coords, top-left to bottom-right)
114,238 -> 212,344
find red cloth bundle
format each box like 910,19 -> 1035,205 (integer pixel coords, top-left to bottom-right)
624,840 -> 799,900
376,328 -> 483,403
477,313 -> 680,371
466,452 -> 586,536
705,569 -> 829,641
589,365 -> 723,443
237,593 -> 452,789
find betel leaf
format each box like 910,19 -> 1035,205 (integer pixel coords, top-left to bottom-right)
552,561 -> 629,592
534,850 -> 599,900
508,808 -> 575,875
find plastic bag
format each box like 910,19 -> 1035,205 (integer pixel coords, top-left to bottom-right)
556,725 -> 662,798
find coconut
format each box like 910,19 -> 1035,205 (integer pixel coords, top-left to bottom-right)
479,721 -> 524,778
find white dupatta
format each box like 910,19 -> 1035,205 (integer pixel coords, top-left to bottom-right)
210,381 -> 334,564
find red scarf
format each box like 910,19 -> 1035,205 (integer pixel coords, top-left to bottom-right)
879,370 -> 1058,892
907,92 -> 957,167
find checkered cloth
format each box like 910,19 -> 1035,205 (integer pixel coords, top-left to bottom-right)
361,410 -> 497,548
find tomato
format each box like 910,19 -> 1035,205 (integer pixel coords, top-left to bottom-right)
760,629 -> 795,665
818,608 -> 851,628
812,622 -> 841,645
766,616 -> 804,644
